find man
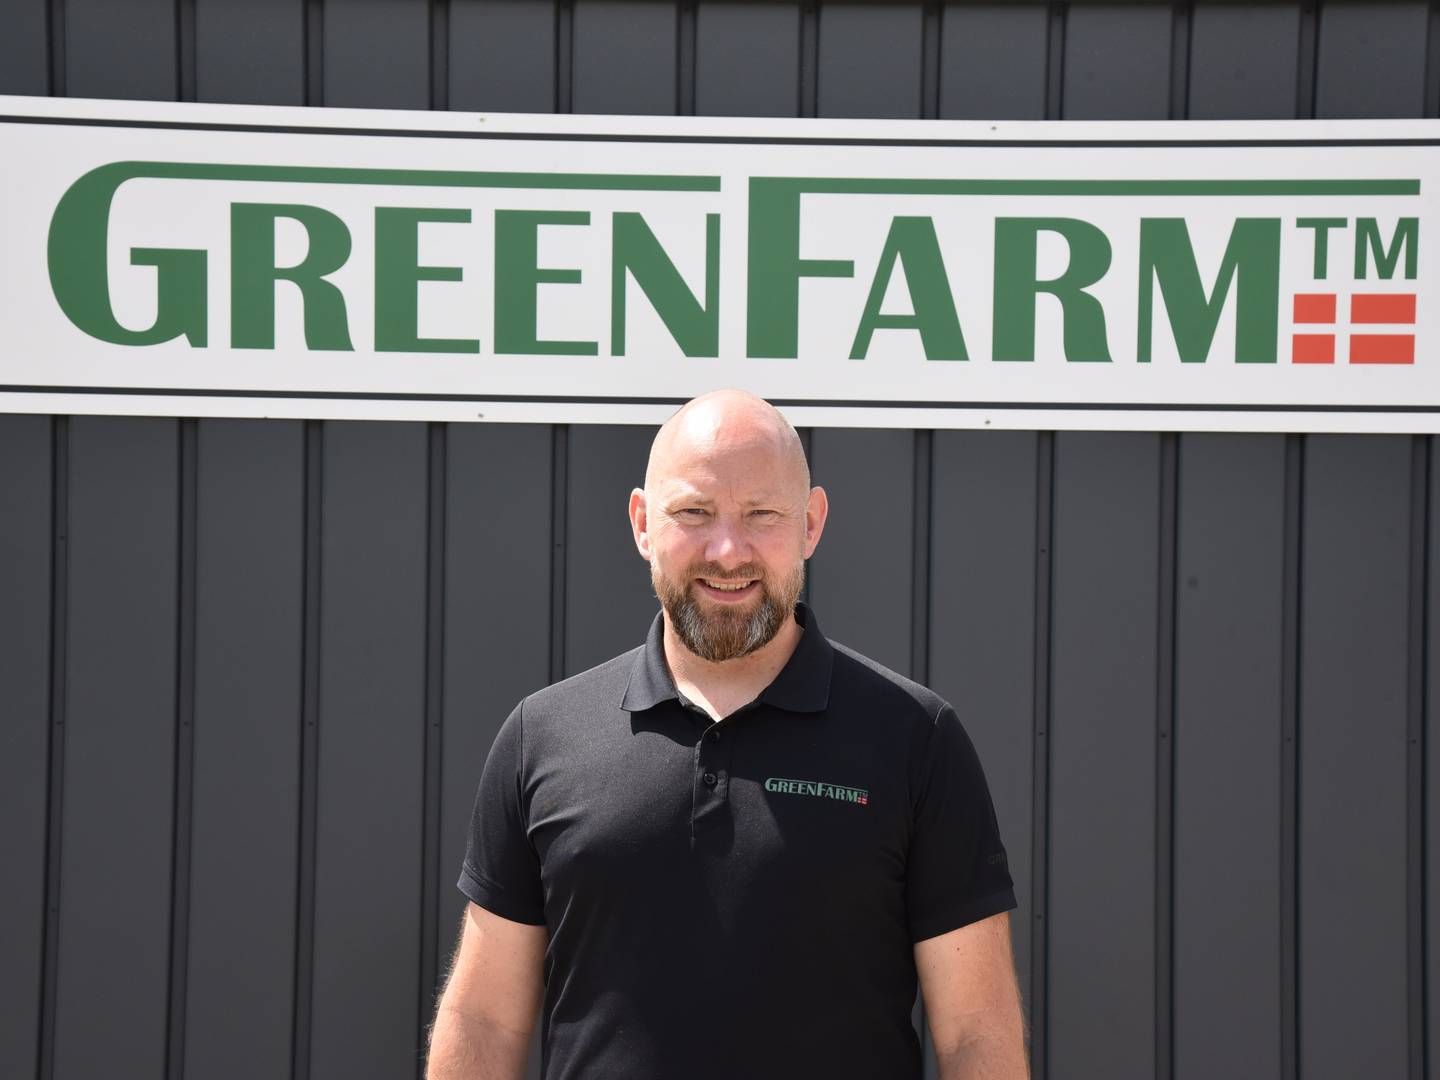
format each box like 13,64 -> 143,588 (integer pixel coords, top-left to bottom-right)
428,390 -> 1027,1079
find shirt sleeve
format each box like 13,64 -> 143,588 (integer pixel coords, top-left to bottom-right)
905,704 -> 1017,942
456,698 -> 547,926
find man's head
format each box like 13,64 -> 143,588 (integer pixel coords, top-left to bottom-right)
628,389 -> 828,662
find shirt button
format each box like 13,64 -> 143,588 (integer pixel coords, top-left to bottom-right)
703,771 -> 717,787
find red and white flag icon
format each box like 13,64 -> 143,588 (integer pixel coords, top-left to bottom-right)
1292,292 -> 1416,364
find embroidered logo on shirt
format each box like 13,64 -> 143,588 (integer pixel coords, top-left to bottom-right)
763,776 -> 869,806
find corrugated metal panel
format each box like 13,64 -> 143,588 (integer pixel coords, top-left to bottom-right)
1298,436 -> 1413,1080
437,424 -> 554,977
1315,1 -> 1428,120
65,0 -> 177,101
196,0 -> 306,106
308,422 -> 429,1078
929,431 -> 1040,1013
1189,3 -> 1300,120
183,419 -> 304,1080
573,0 -> 679,115
0,0 -> 48,95
450,0 -> 557,112
53,418 -> 179,1079
1173,434 -> 1287,1079
1047,433 -> 1161,1080
938,3 -> 1049,121
563,425 -> 659,675
324,0 -> 432,108
695,1 -> 800,117
0,416 -> 51,1080
1062,4 -> 1172,120
808,429 -> 917,676
817,2 -> 924,119
0,3 -> 1433,1079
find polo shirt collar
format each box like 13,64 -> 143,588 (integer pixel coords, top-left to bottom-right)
620,602 -> 833,714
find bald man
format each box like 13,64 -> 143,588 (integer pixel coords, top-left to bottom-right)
428,391 -> 1027,1080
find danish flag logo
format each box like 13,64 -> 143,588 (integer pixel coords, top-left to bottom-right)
1292,292 -> 1416,365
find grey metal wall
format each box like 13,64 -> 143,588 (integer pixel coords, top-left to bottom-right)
0,2 -> 1434,1079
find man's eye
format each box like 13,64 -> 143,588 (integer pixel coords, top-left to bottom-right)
678,508 -> 709,518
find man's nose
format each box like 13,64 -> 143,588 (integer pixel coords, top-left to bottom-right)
705,518 -> 750,566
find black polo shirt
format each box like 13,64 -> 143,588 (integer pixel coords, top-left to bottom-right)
458,603 -> 1016,1079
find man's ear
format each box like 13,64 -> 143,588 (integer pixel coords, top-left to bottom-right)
803,485 -> 829,558
629,488 -> 652,560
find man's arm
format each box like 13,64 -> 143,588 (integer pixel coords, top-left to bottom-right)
427,902 -> 548,1080
914,911 -> 1029,1079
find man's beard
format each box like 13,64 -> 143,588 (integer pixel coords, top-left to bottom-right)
652,559 -> 805,662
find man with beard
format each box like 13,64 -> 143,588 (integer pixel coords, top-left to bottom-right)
428,390 -> 1027,1079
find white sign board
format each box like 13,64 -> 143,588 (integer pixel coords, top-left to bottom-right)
2,95 -> 1439,431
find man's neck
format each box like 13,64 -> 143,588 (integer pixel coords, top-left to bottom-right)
662,613 -> 803,722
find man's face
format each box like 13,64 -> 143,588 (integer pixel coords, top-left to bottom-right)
650,545 -> 805,663
634,428 -> 822,662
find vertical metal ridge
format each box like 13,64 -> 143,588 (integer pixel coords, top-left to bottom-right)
910,431 -> 932,686
920,0 -> 941,121
799,0 -> 818,118
677,0 -> 696,116
164,419 -> 200,1080
417,423 -> 447,1078
1030,430 -> 1055,1080
1425,0 -> 1440,117
1044,1 -> 1066,121
430,0 -> 450,111
291,419 -> 324,1080
1168,0 -> 1192,120
549,425 -> 569,682
556,0 -> 574,114
1279,433 -> 1304,1080
1296,0 -> 1319,119
1407,435 -> 1430,1080
177,0 -> 197,101
1425,432 -> 1435,1080
48,0 -> 66,96
1154,432 -> 1179,1080
304,0 -> 324,107
38,416 -> 70,1080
